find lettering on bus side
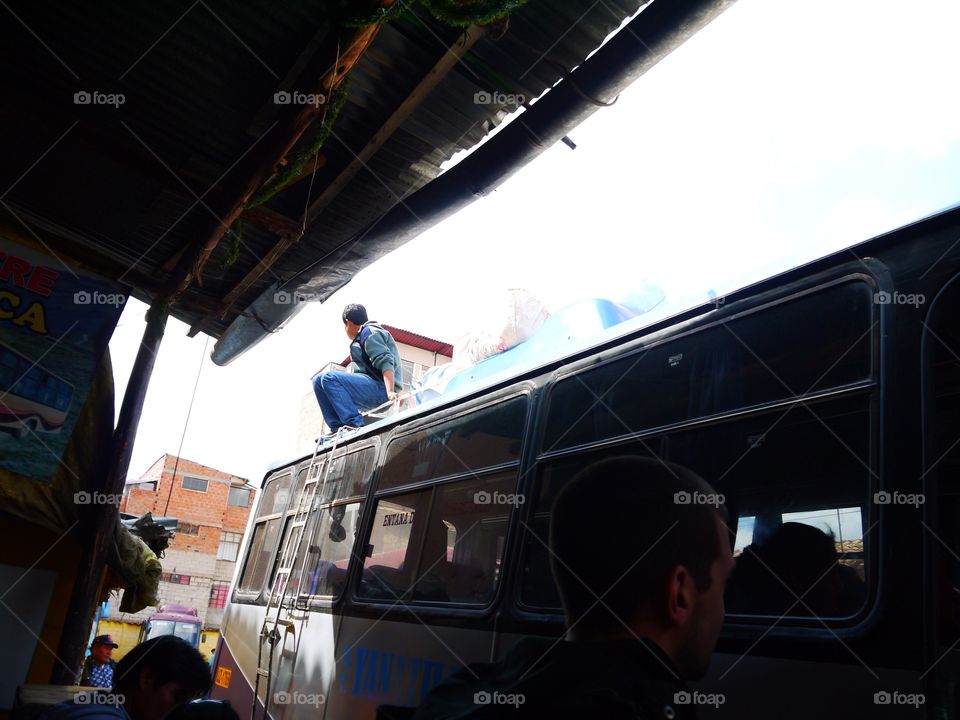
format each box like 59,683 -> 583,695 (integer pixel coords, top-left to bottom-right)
383,511 -> 414,527
337,645 -> 460,706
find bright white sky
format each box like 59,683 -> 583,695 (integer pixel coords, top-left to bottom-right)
110,0 -> 960,485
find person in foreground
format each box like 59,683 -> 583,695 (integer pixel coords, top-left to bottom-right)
412,455 -> 734,719
44,636 -> 211,720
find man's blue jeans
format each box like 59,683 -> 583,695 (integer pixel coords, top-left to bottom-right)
312,370 -> 387,431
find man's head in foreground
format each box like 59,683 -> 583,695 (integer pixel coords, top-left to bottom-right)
112,636 -> 211,720
550,455 -> 734,679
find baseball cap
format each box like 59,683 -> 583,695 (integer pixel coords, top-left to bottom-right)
92,634 -> 119,648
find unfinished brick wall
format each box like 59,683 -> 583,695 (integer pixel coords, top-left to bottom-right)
111,454 -> 256,629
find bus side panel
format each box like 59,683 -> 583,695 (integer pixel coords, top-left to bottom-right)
268,607 -> 339,720
210,602 -> 265,712
696,653 -> 924,718
323,615 -> 497,719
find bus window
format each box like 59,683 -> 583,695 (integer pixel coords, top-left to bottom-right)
257,473 -> 293,518
671,395 -> 870,619
301,502 -> 364,598
926,281 -> 960,657
543,280 -> 874,451
147,619 -> 200,647
358,472 -> 516,605
237,518 -> 282,593
315,447 -> 376,503
522,393 -> 872,622
378,396 -> 527,491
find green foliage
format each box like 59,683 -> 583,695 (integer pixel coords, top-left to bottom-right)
246,80 -> 350,210
220,220 -> 243,269
418,0 -> 528,27
245,0 -> 528,209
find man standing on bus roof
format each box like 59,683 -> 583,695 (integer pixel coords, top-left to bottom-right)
312,303 -> 402,433
78,634 -> 118,688
411,456 -> 734,720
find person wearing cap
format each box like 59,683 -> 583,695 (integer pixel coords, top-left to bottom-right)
312,303 -> 403,433
79,634 -> 118,688
46,636 -> 211,720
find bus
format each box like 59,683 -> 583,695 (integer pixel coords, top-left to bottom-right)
209,206 -> 960,719
138,604 -> 202,649
0,341 -> 73,437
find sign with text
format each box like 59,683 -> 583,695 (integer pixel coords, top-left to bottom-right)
0,235 -> 124,479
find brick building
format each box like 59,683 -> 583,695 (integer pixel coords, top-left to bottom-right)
102,455 -> 256,659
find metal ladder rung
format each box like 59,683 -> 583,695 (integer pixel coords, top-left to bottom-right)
252,425 -> 351,720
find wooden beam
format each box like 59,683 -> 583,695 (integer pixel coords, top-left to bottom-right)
159,1 -> 394,305
160,204 -> 302,272
304,25 -> 486,227
242,204 -> 303,239
192,24 -> 487,334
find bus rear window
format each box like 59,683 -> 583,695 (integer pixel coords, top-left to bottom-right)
238,518 -> 281,594
257,473 -> 292,518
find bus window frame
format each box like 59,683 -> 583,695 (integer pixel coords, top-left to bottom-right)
231,437 -> 381,606
515,267 -> 885,639
347,386 -> 535,617
294,441 -> 380,608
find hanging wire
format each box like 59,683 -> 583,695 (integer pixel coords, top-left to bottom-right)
162,334 -> 212,516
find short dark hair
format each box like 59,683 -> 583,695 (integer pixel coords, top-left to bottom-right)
113,636 -> 211,698
549,455 -> 727,633
342,303 -> 367,325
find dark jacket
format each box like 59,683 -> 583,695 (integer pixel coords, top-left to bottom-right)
42,694 -> 125,720
411,636 -> 696,720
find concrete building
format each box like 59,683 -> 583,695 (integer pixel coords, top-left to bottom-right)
297,325 -> 453,451
101,455 -> 256,660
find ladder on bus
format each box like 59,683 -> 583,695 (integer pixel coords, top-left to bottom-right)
251,424 -> 348,720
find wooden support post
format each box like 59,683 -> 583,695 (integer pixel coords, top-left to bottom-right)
50,302 -> 169,683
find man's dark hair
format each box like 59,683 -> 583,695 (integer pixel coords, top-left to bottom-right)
549,455 -> 728,633
342,303 -> 368,325
113,636 -> 211,697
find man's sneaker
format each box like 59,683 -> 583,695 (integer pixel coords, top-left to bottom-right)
313,425 -> 360,445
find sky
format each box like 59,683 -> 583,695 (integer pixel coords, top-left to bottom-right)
109,0 -> 960,485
